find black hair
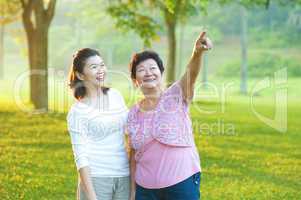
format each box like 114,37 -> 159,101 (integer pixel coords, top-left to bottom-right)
68,48 -> 109,100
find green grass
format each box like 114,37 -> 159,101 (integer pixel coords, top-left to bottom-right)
192,100 -> 301,199
0,89 -> 300,199
0,110 -> 76,199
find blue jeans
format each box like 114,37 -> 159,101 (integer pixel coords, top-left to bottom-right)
135,172 -> 201,200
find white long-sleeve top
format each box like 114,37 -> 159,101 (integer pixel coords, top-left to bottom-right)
66,88 -> 129,177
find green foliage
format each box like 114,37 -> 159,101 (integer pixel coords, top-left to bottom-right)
216,0 -> 269,8
0,0 -> 21,25
247,3 -> 301,48
107,0 -> 209,47
217,53 -> 301,77
107,2 -> 160,47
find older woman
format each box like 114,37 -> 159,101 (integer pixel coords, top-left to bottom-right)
127,31 -> 212,200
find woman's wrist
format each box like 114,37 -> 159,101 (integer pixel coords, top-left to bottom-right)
192,50 -> 203,59
87,191 -> 97,200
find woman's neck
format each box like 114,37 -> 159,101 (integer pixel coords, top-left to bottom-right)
141,86 -> 162,101
81,86 -> 104,105
139,86 -> 163,111
81,86 -> 109,111
87,87 -> 103,99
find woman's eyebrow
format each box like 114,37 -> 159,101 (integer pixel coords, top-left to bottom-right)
136,65 -> 144,69
88,62 -> 104,67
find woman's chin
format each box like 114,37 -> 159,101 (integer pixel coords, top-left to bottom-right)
141,83 -> 159,89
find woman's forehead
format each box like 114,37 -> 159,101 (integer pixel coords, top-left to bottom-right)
86,55 -> 104,65
137,58 -> 157,68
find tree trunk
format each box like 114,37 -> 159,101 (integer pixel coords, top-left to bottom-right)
267,1 -> 273,32
178,22 -> 185,78
164,10 -> 177,86
21,0 -> 56,111
240,6 -> 248,95
31,27 -> 48,110
23,21 -> 48,111
0,24 -> 4,79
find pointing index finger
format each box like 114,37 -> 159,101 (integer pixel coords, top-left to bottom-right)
199,31 -> 206,40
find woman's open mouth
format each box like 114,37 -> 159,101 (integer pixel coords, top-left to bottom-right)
96,76 -> 104,81
143,78 -> 156,83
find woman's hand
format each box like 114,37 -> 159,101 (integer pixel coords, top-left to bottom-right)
193,31 -> 213,56
130,193 -> 135,200
78,167 -> 98,200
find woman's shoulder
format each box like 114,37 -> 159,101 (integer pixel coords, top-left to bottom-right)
162,80 -> 182,97
108,87 -> 121,95
160,81 -> 187,108
66,101 -> 87,120
108,87 -> 125,100
127,103 -> 140,119
128,103 -> 138,113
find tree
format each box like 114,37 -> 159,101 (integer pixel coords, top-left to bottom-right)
240,5 -> 248,94
0,0 -> 21,79
20,0 -> 56,111
217,0 -> 273,94
108,0 -> 208,85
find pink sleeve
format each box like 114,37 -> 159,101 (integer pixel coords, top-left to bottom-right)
163,81 -> 188,110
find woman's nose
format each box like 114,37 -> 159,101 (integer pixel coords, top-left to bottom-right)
97,66 -> 105,73
145,67 -> 151,75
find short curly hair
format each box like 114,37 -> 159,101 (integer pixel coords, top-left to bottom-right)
129,50 -> 164,79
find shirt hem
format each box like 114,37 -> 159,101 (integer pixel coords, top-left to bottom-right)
90,173 -> 130,178
136,167 -> 201,189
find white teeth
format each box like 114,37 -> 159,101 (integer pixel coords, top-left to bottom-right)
144,79 -> 155,82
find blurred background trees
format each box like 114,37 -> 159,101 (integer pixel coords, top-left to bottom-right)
0,0 -> 21,79
20,0 -> 57,111
1,0 -> 300,110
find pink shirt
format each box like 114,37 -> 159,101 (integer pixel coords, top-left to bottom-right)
127,81 -> 201,189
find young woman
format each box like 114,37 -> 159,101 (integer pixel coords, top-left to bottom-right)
67,48 -> 130,200
127,31 -> 213,200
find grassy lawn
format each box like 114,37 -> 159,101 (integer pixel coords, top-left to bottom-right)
0,89 -> 300,199
192,100 -> 300,199
1,42 -> 300,199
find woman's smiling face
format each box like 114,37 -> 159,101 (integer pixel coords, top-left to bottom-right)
135,58 -> 162,89
80,55 -> 107,88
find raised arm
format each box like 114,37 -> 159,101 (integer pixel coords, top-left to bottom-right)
179,31 -> 213,103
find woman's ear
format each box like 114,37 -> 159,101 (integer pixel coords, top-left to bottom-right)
75,72 -> 84,81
